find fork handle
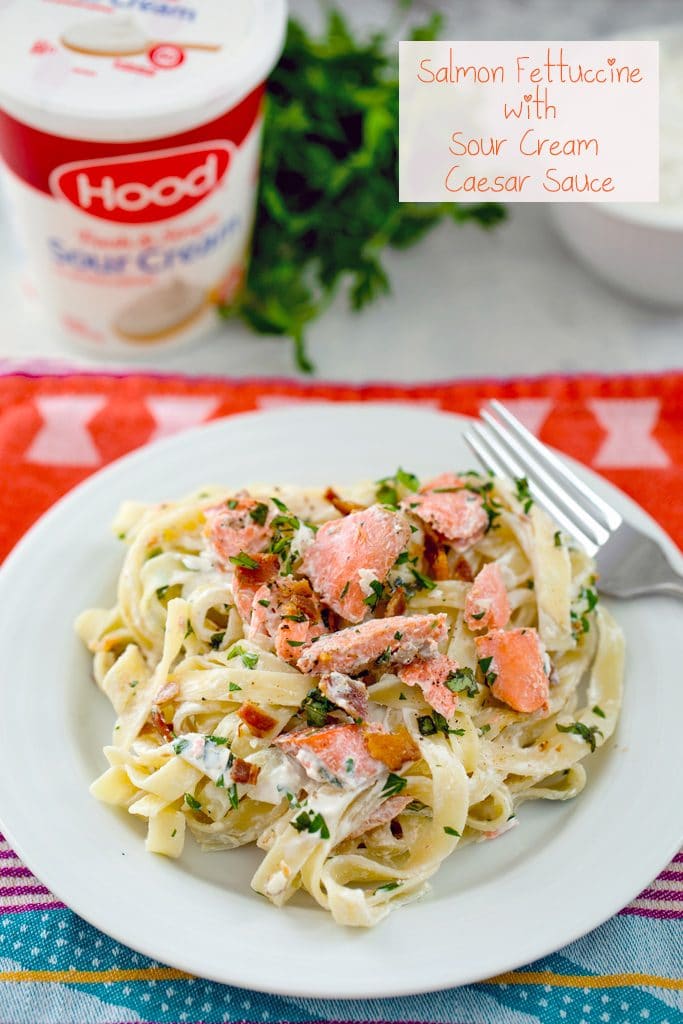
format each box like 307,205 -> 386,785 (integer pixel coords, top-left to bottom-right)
621,568 -> 683,600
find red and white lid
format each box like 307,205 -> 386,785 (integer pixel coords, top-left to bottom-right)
0,0 -> 287,142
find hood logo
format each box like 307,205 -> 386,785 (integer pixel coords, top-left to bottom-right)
49,142 -> 232,224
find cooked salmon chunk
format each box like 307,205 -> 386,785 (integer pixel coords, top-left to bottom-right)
231,553 -> 279,621
276,723 -> 418,789
245,576 -> 327,665
296,613 -> 448,676
319,671 -> 369,720
403,486 -> 488,551
475,628 -> 550,714
301,506 -> 411,623
464,562 -> 511,631
206,493 -> 272,566
397,653 -> 459,718
275,724 -> 386,789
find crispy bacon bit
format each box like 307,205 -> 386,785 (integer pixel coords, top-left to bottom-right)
150,708 -> 174,743
365,726 -> 420,770
230,757 -> 261,785
423,527 -> 450,581
346,794 -> 412,841
323,487 -> 366,516
453,556 -> 474,583
205,492 -> 272,566
155,680 -> 179,705
233,553 -> 280,620
238,702 -> 278,737
383,586 -> 407,618
320,671 -> 368,720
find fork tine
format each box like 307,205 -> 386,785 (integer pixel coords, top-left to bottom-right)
466,424 -> 599,556
481,409 -> 611,548
489,399 -> 622,531
464,429 -> 508,478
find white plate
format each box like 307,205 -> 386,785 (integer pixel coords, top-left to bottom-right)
0,404 -> 681,999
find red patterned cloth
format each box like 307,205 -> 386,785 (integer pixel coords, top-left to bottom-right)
0,369 -> 681,561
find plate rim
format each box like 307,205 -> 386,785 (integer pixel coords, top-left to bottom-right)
0,402 -> 681,1000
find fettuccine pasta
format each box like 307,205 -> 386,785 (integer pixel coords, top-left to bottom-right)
77,469 -> 624,927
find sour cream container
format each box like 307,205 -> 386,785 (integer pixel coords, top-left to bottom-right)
0,0 -> 286,353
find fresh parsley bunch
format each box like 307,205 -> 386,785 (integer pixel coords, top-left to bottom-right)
224,11 -> 506,372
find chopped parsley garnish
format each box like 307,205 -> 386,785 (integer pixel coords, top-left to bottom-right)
184,792 -> 201,811
184,622 -> 194,639
571,586 -> 599,637
406,799 -> 428,812
398,692 -> 407,701
345,757 -> 355,773
258,598 -> 271,607
395,551 -> 411,566
227,783 -> 240,811
514,476 -> 534,514
249,502 -> 269,526
363,579 -> 384,609
286,639 -> 305,647
146,546 -> 162,560
291,810 -> 330,839
479,724 -> 491,735
381,773 -> 407,798
410,567 -> 437,591
443,826 -> 461,837
173,738 -> 189,755
477,656 -> 498,688
339,580 -> 350,600
229,551 -> 260,570
229,682 -> 242,693
445,668 -> 479,698
227,498 -> 239,509
470,610 -> 486,621
375,478 -> 398,507
129,680 -> 138,689
592,705 -> 606,718
301,688 -> 333,728
526,579 -> 535,590
241,651 -> 259,669
270,496 -> 288,512
282,612 -> 307,622
418,712 -> 465,738
396,467 -> 420,492
216,774 -> 225,788
206,735 -> 229,745
171,828 -> 177,838
156,585 -> 169,600
210,632 -> 225,650
556,721 -> 603,753
375,881 -> 401,892
553,530 -> 562,547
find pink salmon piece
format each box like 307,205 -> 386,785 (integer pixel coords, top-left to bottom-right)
402,489 -> 488,551
398,653 -> 459,718
205,493 -> 272,566
296,613 -> 448,676
475,628 -> 550,714
301,506 -> 410,623
464,562 -> 511,631
275,724 -> 386,789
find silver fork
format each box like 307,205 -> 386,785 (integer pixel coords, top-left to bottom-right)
464,400 -> 683,600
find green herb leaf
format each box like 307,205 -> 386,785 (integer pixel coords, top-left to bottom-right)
443,826 -> 461,837
592,705 -> 606,718
249,502 -> 269,526
223,14 -> 505,371
381,773 -> 407,798
291,809 -> 330,839
556,721 -> 603,753
445,667 -> 479,698
229,681 -> 242,693
410,567 -> 437,591
241,651 -> 259,669
210,632 -> 225,650
184,792 -> 201,811
173,738 -> 189,755
514,476 -> 534,514
363,578 -> 384,609
227,783 -> 240,811
301,688 -> 333,727
229,551 -> 260,570
375,881 -> 401,892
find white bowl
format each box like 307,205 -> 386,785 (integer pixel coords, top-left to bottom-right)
551,24 -> 683,308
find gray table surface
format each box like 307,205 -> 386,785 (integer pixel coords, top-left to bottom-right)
1,0 -> 681,381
